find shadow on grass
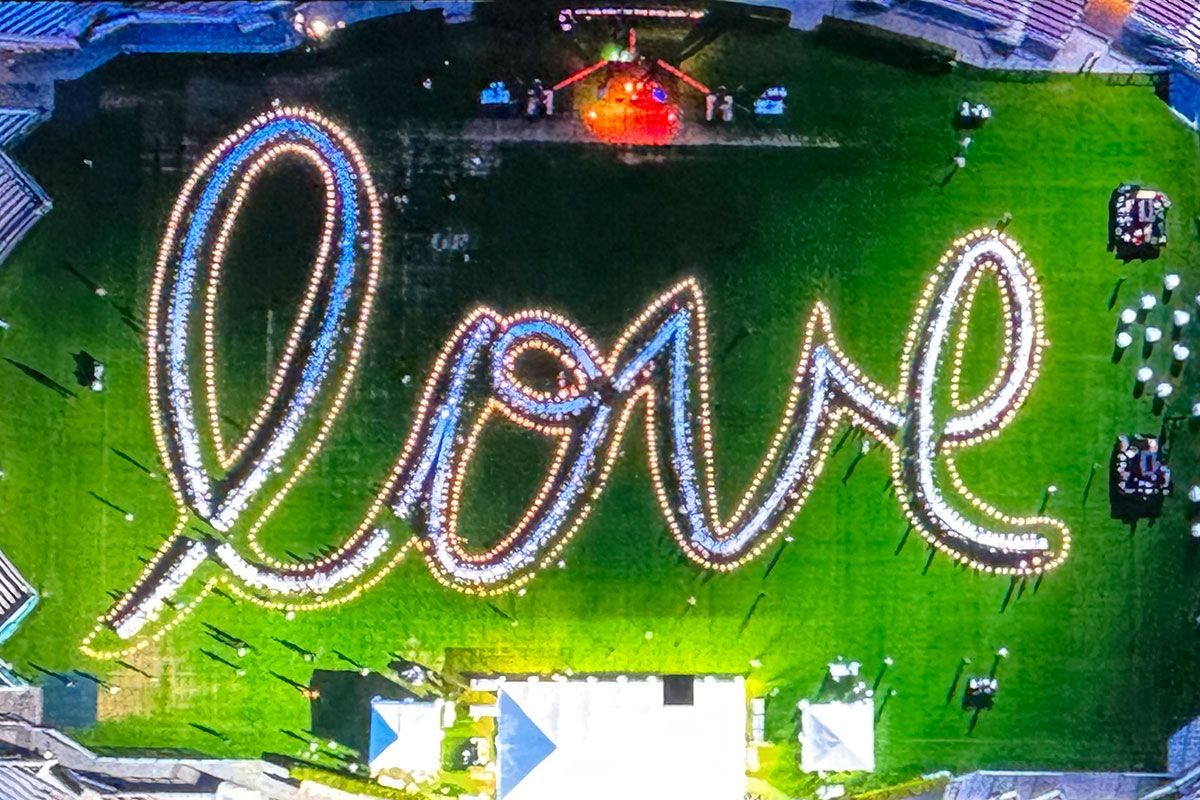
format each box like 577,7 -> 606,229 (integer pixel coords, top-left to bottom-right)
1107,277 -> 1125,310
946,658 -> 968,705
738,591 -> 767,636
5,358 -> 75,398
71,350 -> 99,387
88,491 -> 129,516
189,722 -> 230,742
309,670 -> 419,754
999,577 -> 1018,613
111,447 -> 152,474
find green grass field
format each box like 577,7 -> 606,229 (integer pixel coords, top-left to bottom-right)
1,12 -> 1199,796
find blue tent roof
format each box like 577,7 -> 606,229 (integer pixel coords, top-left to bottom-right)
368,700 -> 400,764
498,690 -> 557,799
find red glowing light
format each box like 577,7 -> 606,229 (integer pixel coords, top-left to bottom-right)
655,58 -> 710,95
552,59 -> 608,92
581,76 -> 682,146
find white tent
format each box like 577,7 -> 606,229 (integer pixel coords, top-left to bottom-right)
368,696 -> 444,778
495,676 -> 746,800
798,700 -> 875,773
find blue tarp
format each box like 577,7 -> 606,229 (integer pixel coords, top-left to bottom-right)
1169,71 -> 1200,129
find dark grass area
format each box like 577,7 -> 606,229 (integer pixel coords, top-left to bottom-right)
0,12 -> 1198,795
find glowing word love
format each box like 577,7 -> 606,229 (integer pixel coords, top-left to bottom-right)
83,108 -> 1069,657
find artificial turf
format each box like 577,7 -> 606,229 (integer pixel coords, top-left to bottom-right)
0,11 -> 1199,796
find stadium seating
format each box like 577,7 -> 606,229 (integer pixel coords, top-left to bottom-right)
0,763 -> 70,800
0,2 -> 98,49
1124,0 -> 1200,65
1132,0 -> 1200,44
0,2 -> 294,51
1025,0 -> 1090,57
0,151 -> 49,264
0,108 -> 44,148
907,0 -> 1018,32
0,546 -> 36,644
902,0 -> 1086,59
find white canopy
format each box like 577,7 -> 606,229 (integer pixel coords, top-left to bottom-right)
368,696 -> 444,778
495,676 -> 746,800
799,700 -> 875,773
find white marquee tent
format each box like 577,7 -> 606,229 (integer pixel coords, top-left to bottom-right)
494,676 -> 747,800
368,696 -> 445,778
798,700 -> 875,773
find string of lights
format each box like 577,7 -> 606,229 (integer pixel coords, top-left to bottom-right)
83,109 -> 1068,659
